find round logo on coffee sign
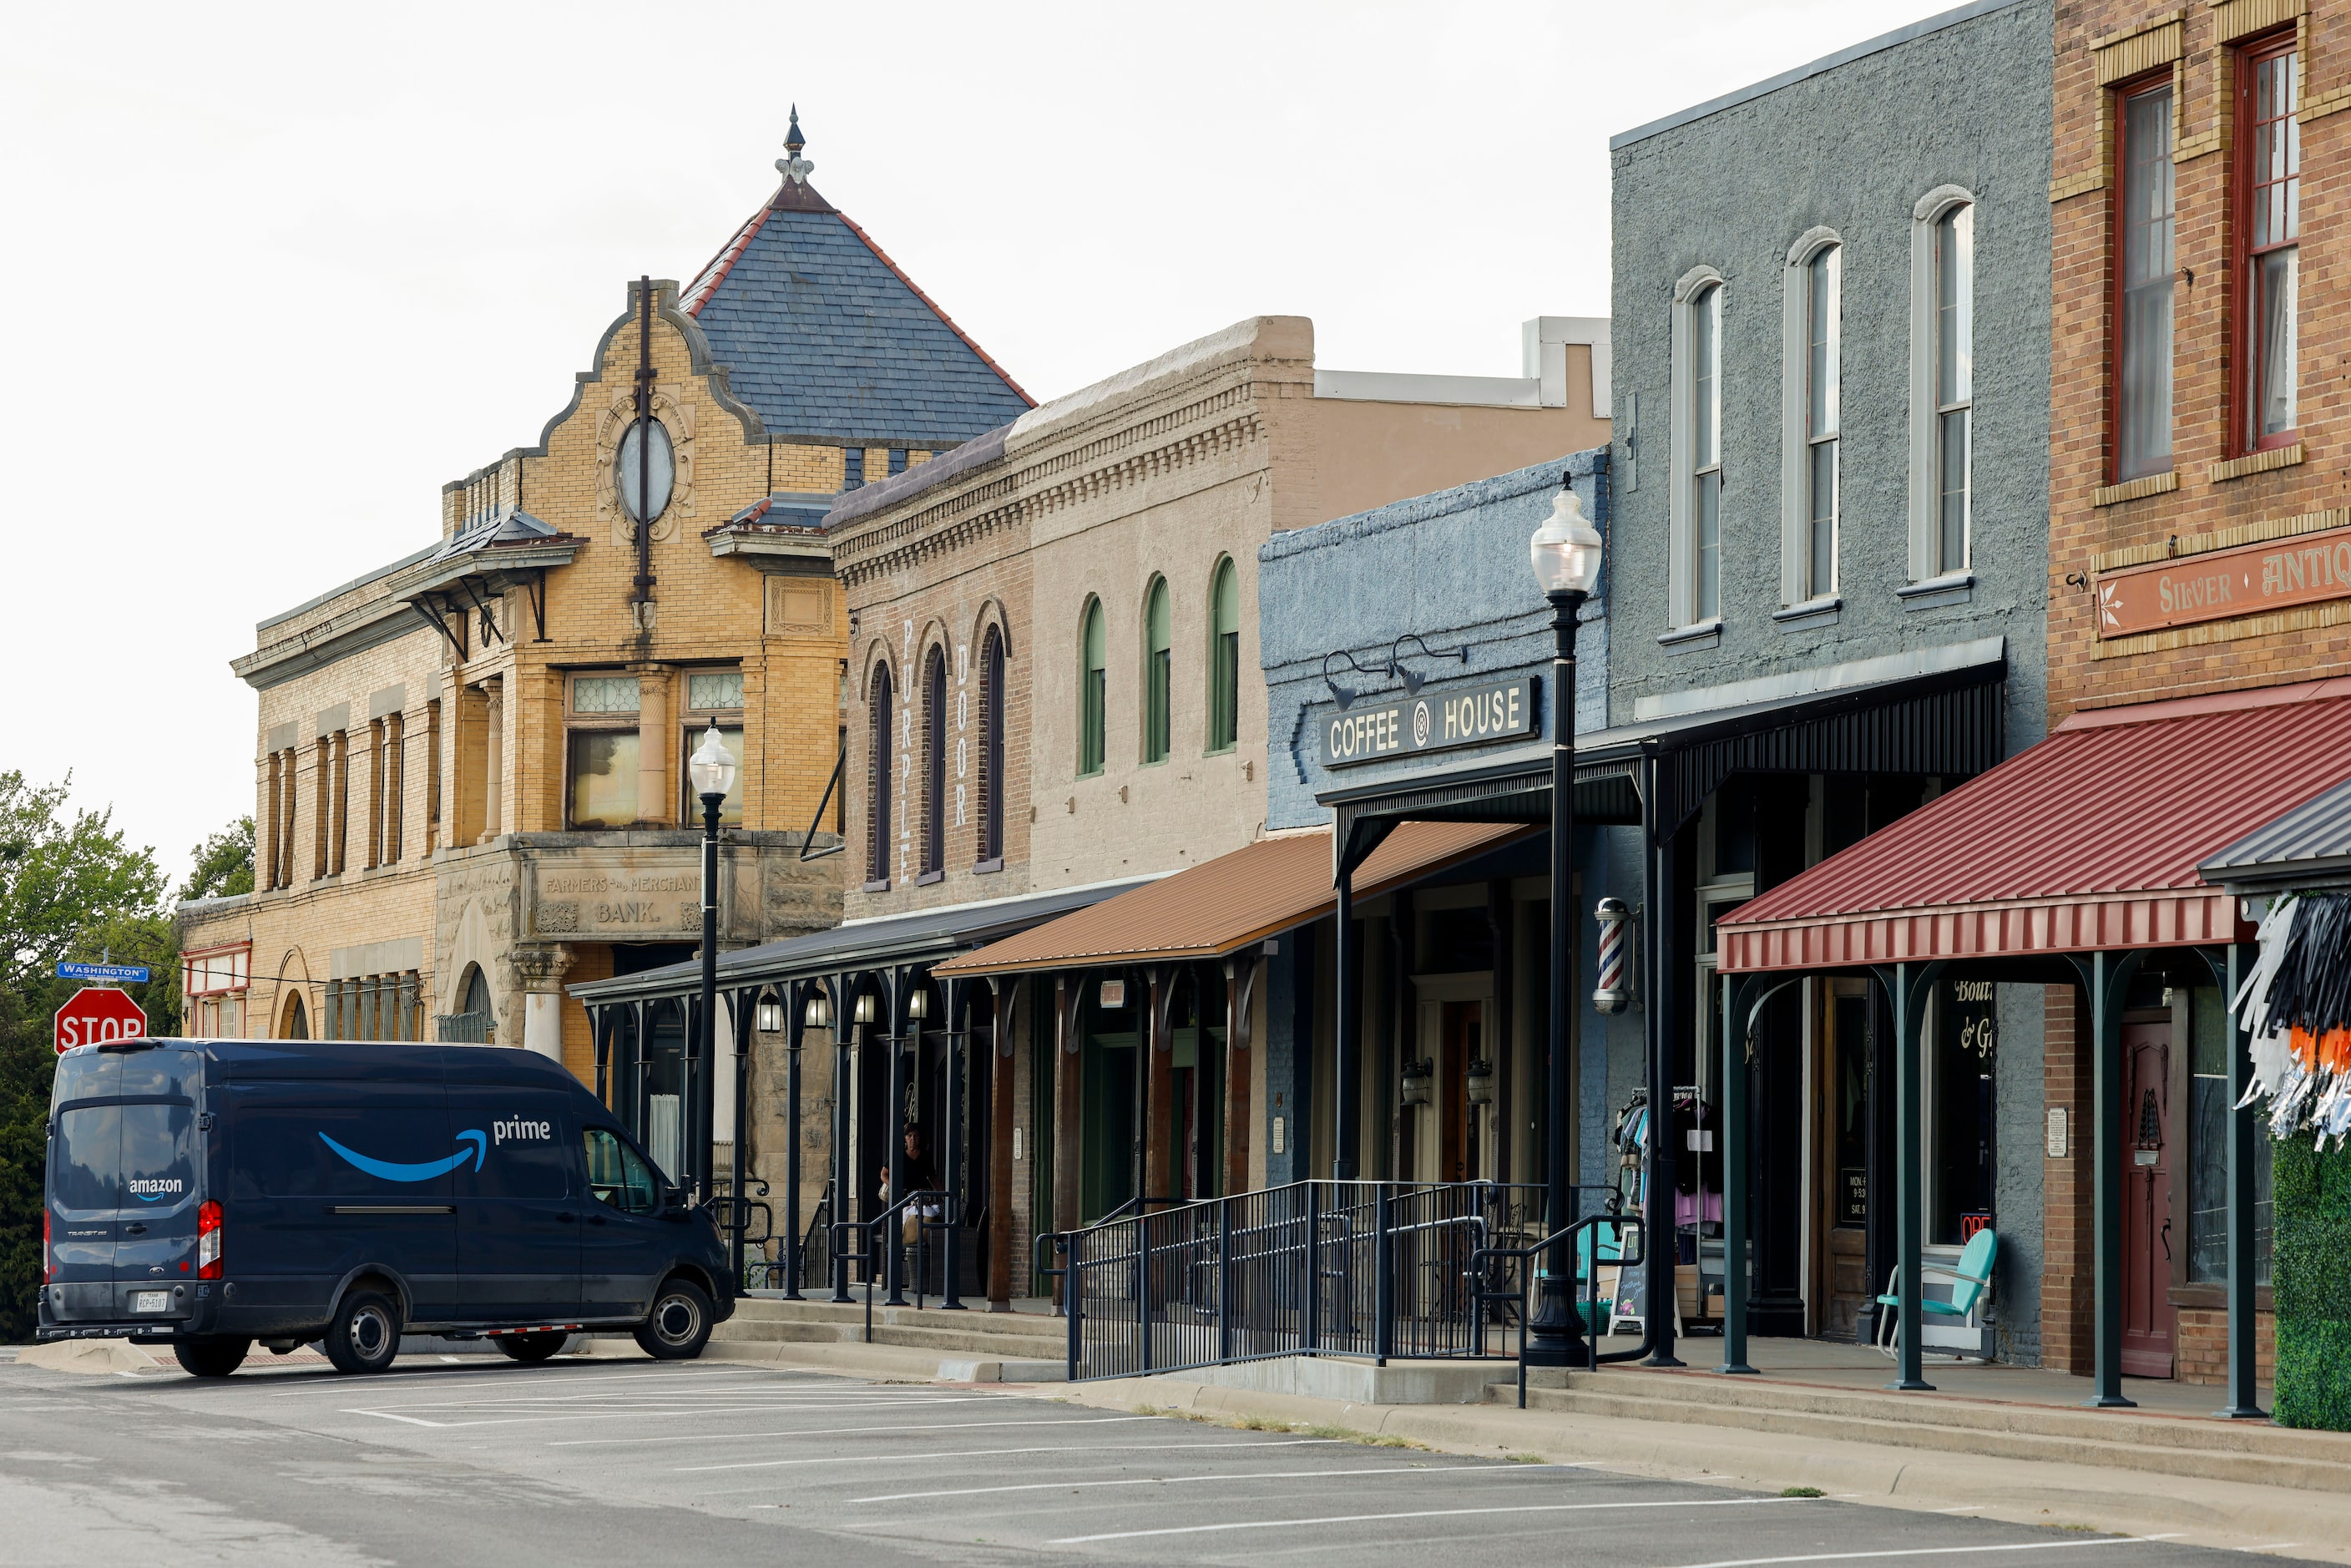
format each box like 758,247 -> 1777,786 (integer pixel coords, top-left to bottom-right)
1413,701 -> 1431,747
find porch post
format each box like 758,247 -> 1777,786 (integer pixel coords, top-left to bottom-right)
1718,971 -> 1756,1375
1884,959 -> 1946,1392
1224,957 -> 1256,1198
1053,975 -> 1084,1310
2219,940 -> 2268,1419
1644,766 -> 1682,1368
988,978 -> 1018,1311
1335,862 -> 1360,1182
1146,967 -> 1176,1204
885,968 -> 910,1307
783,979 -> 806,1300
942,974 -> 967,1310
590,1004 -> 612,1107
829,971 -> 855,1302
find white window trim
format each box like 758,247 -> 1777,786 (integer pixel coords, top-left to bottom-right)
1781,228 -> 1842,607
1909,185 -> 1976,584
1670,265 -> 1727,630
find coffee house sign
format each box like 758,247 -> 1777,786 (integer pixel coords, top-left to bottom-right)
2095,519 -> 2351,639
1324,676 -> 1538,768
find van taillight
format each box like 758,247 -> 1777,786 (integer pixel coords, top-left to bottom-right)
197,1201 -> 222,1280
43,1211 -> 54,1283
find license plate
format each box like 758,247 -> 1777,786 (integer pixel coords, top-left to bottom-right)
132,1292 -> 169,1313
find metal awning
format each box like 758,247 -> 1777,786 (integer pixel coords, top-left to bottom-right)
1719,676 -> 2351,973
565,877 -> 1155,1005
2200,771 -> 2351,894
1318,636 -> 2007,867
931,822 -> 1533,979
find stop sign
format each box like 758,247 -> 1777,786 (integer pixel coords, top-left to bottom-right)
55,986 -> 148,1053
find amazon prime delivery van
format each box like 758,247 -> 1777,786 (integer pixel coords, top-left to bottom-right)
39,1037 -> 732,1377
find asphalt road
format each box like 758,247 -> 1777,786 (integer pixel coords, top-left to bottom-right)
0,1353 -> 2311,1567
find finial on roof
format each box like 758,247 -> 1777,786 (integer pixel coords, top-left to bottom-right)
777,107 -> 814,185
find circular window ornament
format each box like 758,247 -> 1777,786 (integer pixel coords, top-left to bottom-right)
617,417 -> 675,524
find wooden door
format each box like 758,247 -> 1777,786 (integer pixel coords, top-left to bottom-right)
2120,1019 -> 2177,1378
1440,1002 -> 1480,1184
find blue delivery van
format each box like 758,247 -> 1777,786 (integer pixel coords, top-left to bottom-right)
39,1036 -> 732,1378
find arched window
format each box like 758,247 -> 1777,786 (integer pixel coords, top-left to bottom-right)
1143,577 -> 1171,764
1078,599 -> 1106,776
281,989 -> 309,1040
978,625 -> 1005,865
867,662 -> 893,886
920,646 -> 947,879
1207,558 -> 1239,753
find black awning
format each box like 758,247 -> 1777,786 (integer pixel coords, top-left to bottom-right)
1318,639 -> 2006,865
566,877 -> 1156,1006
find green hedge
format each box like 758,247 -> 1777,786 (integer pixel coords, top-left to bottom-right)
2273,1138 -> 2351,1431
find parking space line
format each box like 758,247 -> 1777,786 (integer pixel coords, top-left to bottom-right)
667,1414 -> 1165,1465
1672,1536 -> 2182,1568
851,1460 -> 1540,1504
680,1439 -> 1346,1491
264,1365 -> 779,1395
1044,1492 -> 1815,1545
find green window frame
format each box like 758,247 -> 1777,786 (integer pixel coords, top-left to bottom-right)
1207,558 -> 1239,754
1079,598 -> 1106,776
1143,577 -> 1171,764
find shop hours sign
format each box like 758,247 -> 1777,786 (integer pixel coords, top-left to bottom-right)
1323,677 -> 1538,768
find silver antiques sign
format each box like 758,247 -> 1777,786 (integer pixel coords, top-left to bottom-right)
1323,677 -> 1538,768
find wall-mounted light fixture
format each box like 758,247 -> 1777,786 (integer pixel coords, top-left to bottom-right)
1465,1059 -> 1495,1106
756,994 -> 785,1034
1400,1058 -> 1434,1108
804,993 -> 833,1029
1321,650 -> 1371,711
1385,634 -> 1468,696
853,991 -> 880,1025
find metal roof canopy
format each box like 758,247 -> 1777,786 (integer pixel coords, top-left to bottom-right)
2201,772 -> 2351,894
1317,643 -> 2006,873
565,878 -> 1153,1006
931,822 -> 1534,979
1721,676 -> 2351,974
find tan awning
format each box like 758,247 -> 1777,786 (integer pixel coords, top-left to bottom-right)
931,820 -> 1533,978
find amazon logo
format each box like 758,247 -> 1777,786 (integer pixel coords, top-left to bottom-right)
320,1129 -> 487,1183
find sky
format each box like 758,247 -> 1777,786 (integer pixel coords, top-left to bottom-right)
0,0 -> 1956,889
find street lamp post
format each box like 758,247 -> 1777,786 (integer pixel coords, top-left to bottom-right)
690,723 -> 738,1205
1522,474 -> 1605,1368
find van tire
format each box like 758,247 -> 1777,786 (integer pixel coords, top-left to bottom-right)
634,1278 -> 714,1360
493,1333 -> 567,1363
324,1289 -> 402,1374
173,1336 -> 250,1378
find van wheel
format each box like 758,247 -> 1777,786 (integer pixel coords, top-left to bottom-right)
494,1333 -> 567,1363
634,1279 -> 713,1360
173,1336 -> 250,1378
325,1290 -> 402,1374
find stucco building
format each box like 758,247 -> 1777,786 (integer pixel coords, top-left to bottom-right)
176,119 -> 1032,1186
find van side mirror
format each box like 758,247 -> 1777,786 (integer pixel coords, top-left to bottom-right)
661,1183 -> 690,1211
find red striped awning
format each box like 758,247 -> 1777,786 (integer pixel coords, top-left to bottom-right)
1717,676 -> 2351,973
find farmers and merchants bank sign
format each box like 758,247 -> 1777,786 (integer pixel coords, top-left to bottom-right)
1324,676 -> 1538,768
2095,520 -> 2351,639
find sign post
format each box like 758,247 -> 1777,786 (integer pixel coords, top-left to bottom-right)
55,987 -> 148,1053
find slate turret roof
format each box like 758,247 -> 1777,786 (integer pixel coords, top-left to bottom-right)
682,109 -> 1033,448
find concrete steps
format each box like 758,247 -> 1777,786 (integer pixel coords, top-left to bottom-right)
1499,1366 -> 2351,1495
708,1295 -> 1068,1380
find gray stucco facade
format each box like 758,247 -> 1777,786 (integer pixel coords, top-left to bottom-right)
1605,0 -> 2053,1360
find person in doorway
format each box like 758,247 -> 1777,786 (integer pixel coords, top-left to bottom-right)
880,1125 -> 941,1243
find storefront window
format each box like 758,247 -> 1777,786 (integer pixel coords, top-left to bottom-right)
679,726 -> 744,826
1930,979 -> 1997,1246
2187,985 -> 2273,1285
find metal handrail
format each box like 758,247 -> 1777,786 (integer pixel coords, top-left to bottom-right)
701,1177 -> 771,1293
1470,1209 -> 1648,1408
832,1188 -> 952,1342
1034,1194 -> 1181,1318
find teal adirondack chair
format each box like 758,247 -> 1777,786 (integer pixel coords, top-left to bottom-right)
1874,1228 -> 1998,1363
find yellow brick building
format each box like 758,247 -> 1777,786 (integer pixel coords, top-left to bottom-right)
177,118 -> 1033,1181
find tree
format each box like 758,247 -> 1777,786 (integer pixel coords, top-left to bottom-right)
0,772 -> 169,1341
181,817 -> 255,903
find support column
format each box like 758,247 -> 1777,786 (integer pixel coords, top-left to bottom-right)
830,972 -> 855,1302
988,978 -> 1018,1311
590,1004 -> 613,1107
1224,958 -> 1257,1199
1145,968 -> 1175,1205
2220,941 -> 2268,1419
784,979 -> 806,1300
942,975 -> 967,1310
1053,976 -> 1084,1297
1880,958 -> 1947,1392
885,969 -> 910,1307
1644,770 -> 1682,1368
1334,863 -> 1360,1182
1719,974 -> 1755,1375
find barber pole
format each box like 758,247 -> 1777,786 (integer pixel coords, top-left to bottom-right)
1592,897 -> 1634,1014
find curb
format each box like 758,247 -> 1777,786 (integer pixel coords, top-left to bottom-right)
1019,1374 -> 2351,1563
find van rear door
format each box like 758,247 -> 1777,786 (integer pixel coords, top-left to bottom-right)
113,1050 -> 203,1314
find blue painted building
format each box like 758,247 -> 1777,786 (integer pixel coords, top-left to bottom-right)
1251,448 -> 1624,1196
